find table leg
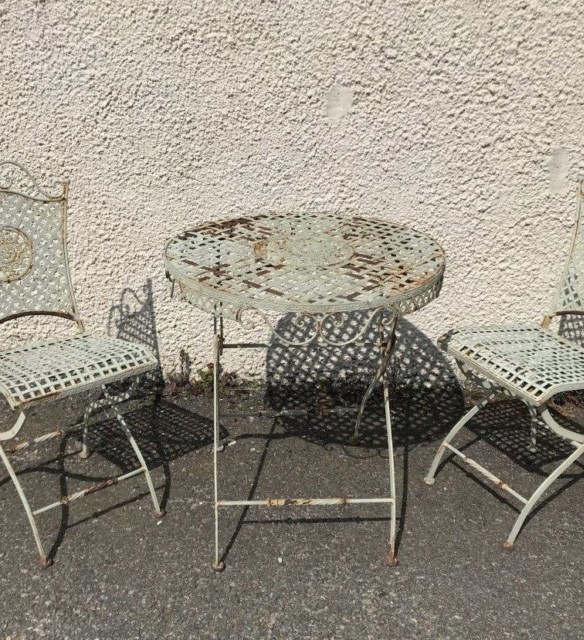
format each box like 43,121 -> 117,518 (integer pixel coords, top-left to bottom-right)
210,310 -> 399,569
212,316 -> 225,572
382,358 -> 398,567
353,312 -> 399,565
352,313 -> 398,443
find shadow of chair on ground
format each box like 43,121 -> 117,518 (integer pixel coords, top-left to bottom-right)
75,279 -> 224,480
5,280 -> 224,562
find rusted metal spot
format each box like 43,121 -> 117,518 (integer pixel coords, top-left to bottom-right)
253,240 -> 267,259
242,280 -> 262,289
268,498 -> 312,507
85,477 -> 119,496
264,287 -> 284,297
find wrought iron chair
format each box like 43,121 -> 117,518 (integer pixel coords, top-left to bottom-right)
425,178 -> 584,550
0,162 -> 164,567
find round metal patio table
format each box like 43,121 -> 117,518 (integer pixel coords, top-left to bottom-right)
165,212 -> 445,570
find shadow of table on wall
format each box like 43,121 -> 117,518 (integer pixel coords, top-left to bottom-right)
265,311 -> 465,449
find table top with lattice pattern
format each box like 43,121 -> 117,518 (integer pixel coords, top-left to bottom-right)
165,213 -> 445,317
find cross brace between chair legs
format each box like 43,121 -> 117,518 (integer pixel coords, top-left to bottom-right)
0,381 -> 164,568
5,421 -> 86,453
441,442 -> 528,504
425,396 -> 584,549
3,421 -> 152,516
32,467 -> 148,515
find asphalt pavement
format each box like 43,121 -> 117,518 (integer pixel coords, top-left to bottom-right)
0,386 -> 582,639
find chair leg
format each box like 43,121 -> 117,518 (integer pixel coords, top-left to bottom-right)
424,393 -> 496,485
0,441 -> 52,567
79,403 -> 94,459
103,387 -> 164,519
527,406 -> 538,454
503,441 -> 584,550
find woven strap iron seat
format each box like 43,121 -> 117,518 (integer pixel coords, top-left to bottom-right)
0,162 -> 164,568
0,333 -> 156,409
425,178 -> 584,550
440,325 -> 584,406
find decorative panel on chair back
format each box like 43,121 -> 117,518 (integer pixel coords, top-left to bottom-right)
549,178 -> 584,319
0,162 -> 82,328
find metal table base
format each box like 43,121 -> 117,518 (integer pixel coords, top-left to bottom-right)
165,211 -> 445,570
210,311 -> 398,572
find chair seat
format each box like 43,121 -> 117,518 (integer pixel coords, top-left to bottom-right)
0,332 -> 157,410
439,325 -> 584,405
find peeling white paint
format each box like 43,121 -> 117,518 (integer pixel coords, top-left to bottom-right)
549,148 -> 570,194
326,84 -> 353,123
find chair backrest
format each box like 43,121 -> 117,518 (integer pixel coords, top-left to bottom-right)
0,162 -> 83,329
545,178 -> 584,325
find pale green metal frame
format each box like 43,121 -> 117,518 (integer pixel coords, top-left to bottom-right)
0,162 -> 164,567
165,211 -> 445,570
165,211 -> 445,571
425,178 -> 584,550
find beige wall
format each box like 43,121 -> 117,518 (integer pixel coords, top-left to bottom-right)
1,0 -> 582,380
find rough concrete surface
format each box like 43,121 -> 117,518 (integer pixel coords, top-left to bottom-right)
0,387 -> 583,639
2,0 -> 584,378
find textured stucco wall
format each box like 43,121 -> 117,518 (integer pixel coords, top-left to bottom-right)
1,0 -> 583,381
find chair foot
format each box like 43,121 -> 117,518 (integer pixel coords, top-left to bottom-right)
385,553 -> 399,567
154,509 -> 166,519
211,561 -> 226,573
423,476 -> 435,486
502,541 -> 514,551
78,448 -> 91,459
39,556 -> 53,569
350,435 -> 361,445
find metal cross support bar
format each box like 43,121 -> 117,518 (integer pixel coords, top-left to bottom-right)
218,497 -> 395,507
32,467 -> 147,515
5,427 -> 72,453
441,443 -> 528,504
211,309 -> 400,572
0,400 -> 124,452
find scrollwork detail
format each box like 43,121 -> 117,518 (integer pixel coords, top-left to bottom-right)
0,226 -> 34,283
233,306 -> 398,347
0,161 -> 64,201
